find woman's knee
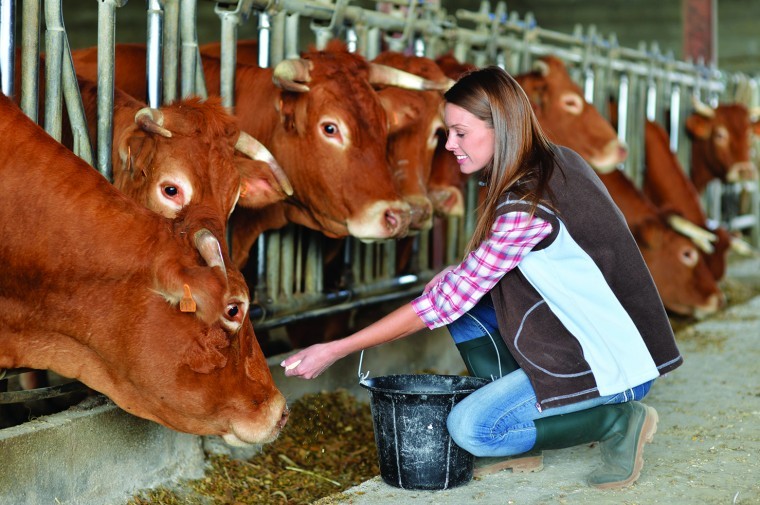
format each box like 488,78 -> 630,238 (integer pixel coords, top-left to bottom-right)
447,403 -> 499,456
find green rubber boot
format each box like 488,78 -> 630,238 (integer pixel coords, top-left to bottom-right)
455,334 -> 519,380
457,335 -> 544,476
532,401 -> 659,489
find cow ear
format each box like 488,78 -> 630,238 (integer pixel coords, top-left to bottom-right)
236,159 -> 289,209
752,121 -> 760,136
116,129 -> 156,180
276,96 -> 297,132
521,79 -> 545,114
685,114 -> 712,139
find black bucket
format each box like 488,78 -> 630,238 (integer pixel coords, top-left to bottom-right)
360,374 -> 489,490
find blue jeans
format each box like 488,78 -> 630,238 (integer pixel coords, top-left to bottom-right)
445,296 -> 654,458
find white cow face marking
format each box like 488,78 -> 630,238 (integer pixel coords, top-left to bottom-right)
559,91 -> 584,116
152,171 -> 194,218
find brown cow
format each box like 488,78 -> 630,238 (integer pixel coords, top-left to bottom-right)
372,51 -> 453,230
643,119 -> 732,281
516,56 -> 628,172
598,170 -> 723,318
686,97 -> 760,193
0,95 -> 287,443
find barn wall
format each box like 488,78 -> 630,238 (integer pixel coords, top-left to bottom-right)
470,0 -> 760,74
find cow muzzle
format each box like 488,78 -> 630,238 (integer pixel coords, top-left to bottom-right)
726,161 -> 758,183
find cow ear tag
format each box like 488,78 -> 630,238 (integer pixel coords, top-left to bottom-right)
180,284 -> 197,313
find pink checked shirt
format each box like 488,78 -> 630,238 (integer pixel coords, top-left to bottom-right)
412,211 -> 552,329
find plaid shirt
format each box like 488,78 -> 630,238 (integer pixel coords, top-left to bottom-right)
412,211 -> 552,329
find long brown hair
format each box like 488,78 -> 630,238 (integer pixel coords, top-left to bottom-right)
444,66 -> 558,255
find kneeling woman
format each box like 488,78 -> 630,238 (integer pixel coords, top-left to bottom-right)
282,65 -> 682,489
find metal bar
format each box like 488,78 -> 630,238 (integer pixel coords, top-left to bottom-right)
162,0 -> 179,103
43,0 -> 64,141
216,6 -> 239,108
180,0 -> 197,97
0,380 -> 89,405
0,0 -> 16,98
19,0 -> 41,122
146,0 -> 164,108
61,37 -> 95,165
95,0 -> 127,181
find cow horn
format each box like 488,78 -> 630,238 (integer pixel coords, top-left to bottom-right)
272,59 -> 312,93
667,215 -> 717,253
368,63 -> 449,91
235,132 -> 294,196
750,106 -> 760,122
532,60 -> 550,77
691,96 -> 716,119
193,229 -> 227,278
729,236 -> 755,256
135,108 -> 173,138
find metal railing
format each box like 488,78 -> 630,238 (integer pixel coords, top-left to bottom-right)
0,0 -> 757,410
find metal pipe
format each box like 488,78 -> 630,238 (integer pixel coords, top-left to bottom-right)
162,0 -> 179,103
146,0 -> 164,108
257,10 -> 270,68
217,6 -> 239,108
19,0 -> 40,122
95,0 -> 127,181
0,0 -> 16,98
179,0 -> 197,97
43,0 -> 64,141
61,36 -> 95,165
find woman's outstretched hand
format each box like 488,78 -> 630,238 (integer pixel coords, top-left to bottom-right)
281,342 -> 341,379
281,303 -> 426,380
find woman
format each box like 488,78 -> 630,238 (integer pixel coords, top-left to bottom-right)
282,66 -> 682,489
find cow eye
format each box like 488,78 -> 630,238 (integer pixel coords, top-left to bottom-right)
163,185 -> 179,197
680,247 -> 699,268
220,301 -> 245,333
714,126 -> 729,146
323,123 -> 338,136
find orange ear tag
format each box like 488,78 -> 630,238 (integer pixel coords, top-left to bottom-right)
179,284 -> 197,313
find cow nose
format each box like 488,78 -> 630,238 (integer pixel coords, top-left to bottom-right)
385,205 -> 412,237
693,292 -> 724,319
278,405 -> 290,429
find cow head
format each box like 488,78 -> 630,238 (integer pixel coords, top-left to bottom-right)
516,56 -> 628,172
262,41 -> 417,242
100,210 -> 289,443
111,95 -> 291,222
685,97 -> 759,192
373,51 -> 454,230
631,215 -> 723,318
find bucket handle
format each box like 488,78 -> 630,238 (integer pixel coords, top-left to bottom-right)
357,349 -> 371,383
